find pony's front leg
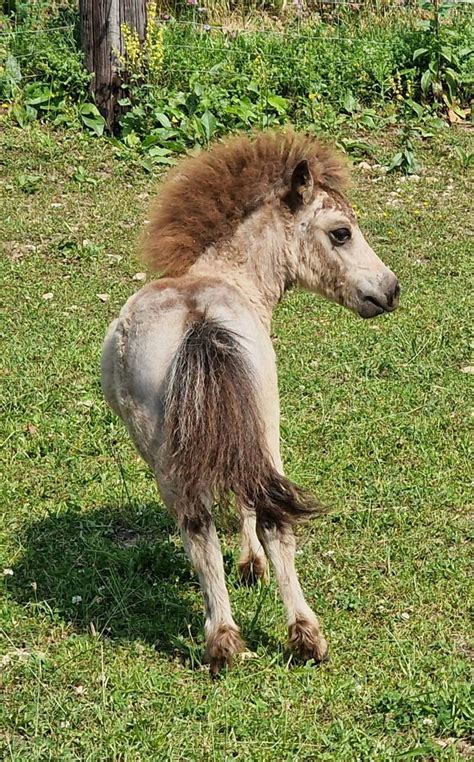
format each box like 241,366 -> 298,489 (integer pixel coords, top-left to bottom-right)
179,508 -> 245,675
248,340 -> 328,662
257,519 -> 328,664
237,507 -> 268,584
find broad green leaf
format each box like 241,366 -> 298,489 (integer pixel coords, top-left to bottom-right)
413,48 -> 428,61
200,110 -> 217,142
5,54 -> 22,85
26,88 -> 53,105
81,114 -> 105,137
142,134 -> 162,148
406,99 -> 424,118
153,112 -> 172,129
140,157 -> 154,173
387,152 -> 404,171
150,156 -> 176,165
78,103 -> 106,137
426,116 -> 447,130
421,70 -> 432,95
267,94 -> 288,114
359,114 -> 376,128
148,146 -> 172,157
338,138 -> 376,158
12,103 -> 27,128
440,46 -> 453,63
25,104 -> 38,121
79,102 -> 102,117
124,132 -> 140,148
342,92 -> 358,114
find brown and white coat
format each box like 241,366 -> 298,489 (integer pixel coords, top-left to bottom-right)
101,131 -> 399,674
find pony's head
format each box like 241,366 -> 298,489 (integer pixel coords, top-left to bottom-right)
143,130 -> 399,318
286,159 -> 399,318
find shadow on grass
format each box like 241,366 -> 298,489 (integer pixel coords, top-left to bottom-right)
9,502 -> 206,661
9,502 -> 281,665
8,504 -> 281,666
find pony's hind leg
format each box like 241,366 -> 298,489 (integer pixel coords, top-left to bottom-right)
171,492 -> 245,675
238,507 -> 268,585
181,514 -> 244,674
256,519 -> 328,664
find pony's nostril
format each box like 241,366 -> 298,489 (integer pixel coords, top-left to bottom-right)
386,279 -> 400,308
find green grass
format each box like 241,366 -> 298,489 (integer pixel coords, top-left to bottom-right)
1,122 -> 473,760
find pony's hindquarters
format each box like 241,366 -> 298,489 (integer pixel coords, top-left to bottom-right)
163,317 -> 320,529
101,281 -> 320,525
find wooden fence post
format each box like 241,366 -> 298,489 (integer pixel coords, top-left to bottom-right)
79,0 -> 147,132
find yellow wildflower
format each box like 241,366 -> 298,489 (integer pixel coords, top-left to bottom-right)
145,1 -> 165,81
121,23 -> 142,69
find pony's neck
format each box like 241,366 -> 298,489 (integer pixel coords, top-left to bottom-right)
188,205 -> 294,330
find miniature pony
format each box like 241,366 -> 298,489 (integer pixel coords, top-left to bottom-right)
101,131 -> 399,673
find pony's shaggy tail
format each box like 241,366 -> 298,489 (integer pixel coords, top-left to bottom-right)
163,318 -> 325,526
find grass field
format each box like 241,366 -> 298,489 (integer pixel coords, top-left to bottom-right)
1,122 -> 473,760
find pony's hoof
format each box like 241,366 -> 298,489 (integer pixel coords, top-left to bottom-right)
288,617 -> 329,664
238,555 -> 268,586
205,624 -> 245,676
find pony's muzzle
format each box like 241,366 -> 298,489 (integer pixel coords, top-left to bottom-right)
357,274 -> 400,318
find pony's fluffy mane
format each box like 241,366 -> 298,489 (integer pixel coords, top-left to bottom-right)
142,130 -> 349,275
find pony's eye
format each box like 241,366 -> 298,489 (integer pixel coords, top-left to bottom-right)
329,228 -> 351,245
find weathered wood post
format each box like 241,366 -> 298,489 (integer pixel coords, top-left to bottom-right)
79,0 -> 147,132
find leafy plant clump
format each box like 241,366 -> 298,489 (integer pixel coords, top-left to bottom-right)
0,2 -> 104,136
413,0 -> 473,118
1,0 -> 472,172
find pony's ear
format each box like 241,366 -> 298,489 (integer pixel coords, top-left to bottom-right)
290,159 -> 314,204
